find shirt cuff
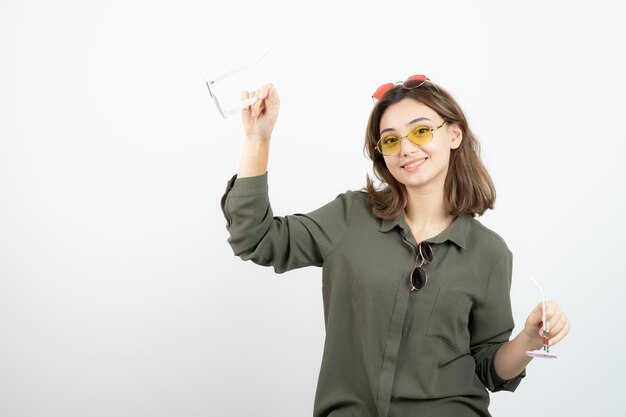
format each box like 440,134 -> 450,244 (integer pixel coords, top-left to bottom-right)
487,352 -> 526,392
224,172 -> 268,198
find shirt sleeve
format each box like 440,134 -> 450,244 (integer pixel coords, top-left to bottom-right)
469,249 -> 526,392
220,173 -> 352,274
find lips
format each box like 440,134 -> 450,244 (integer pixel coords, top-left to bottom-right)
401,157 -> 428,169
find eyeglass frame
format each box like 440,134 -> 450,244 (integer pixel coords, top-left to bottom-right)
410,242 -> 433,292
372,74 -> 439,104
205,50 -> 276,119
375,120 -> 446,156
527,275 -> 557,356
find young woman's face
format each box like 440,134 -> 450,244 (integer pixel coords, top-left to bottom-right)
379,98 -> 462,192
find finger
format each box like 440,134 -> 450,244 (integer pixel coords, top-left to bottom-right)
257,87 -> 267,114
255,84 -> 274,107
535,305 -> 550,336
259,83 -> 272,100
241,91 -> 251,125
548,319 -> 571,346
547,313 -> 566,337
546,310 -> 569,341
555,311 -> 569,331
544,302 -> 566,331
546,309 -> 562,332
527,303 -> 543,325
534,301 -> 558,336
524,307 -> 544,339
241,90 -> 251,109
266,85 -> 280,107
256,87 -> 270,117
545,300 -> 559,316
250,89 -> 264,119
241,90 -> 248,101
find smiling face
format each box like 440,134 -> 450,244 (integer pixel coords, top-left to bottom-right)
379,98 -> 463,193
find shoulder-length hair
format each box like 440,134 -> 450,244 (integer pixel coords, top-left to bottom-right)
363,82 -> 496,219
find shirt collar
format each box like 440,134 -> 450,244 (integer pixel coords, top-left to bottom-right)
380,212 -> 472,249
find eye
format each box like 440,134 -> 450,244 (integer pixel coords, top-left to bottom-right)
414,126 -> 431,136
382,136 -> 399,145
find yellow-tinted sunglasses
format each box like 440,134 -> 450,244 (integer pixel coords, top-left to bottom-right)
376,121 -> 446,156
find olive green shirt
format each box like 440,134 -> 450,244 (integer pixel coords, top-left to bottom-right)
221,173 -> 525,417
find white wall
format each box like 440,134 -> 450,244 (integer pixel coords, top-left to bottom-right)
1,0 -> 625,416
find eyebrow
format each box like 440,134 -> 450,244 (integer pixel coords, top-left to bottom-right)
379,117 -> 432,136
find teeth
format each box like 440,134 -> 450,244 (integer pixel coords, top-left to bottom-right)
403,159 -> 426,168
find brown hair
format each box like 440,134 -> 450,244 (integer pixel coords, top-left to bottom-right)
363,82 -> 496,219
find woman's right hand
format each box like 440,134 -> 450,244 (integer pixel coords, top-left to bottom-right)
241,83 -> 280,142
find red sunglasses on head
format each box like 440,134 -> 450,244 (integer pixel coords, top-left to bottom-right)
372,74 -> 432,103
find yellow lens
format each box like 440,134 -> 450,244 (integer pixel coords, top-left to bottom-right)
407,125 -> 433,146
379,136 -> 400,155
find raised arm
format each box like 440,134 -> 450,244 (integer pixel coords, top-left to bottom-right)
221,84 -> 351,273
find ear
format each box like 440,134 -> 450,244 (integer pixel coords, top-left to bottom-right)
448,122 -> 463,150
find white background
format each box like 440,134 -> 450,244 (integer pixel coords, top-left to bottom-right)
1,0 -> 625,416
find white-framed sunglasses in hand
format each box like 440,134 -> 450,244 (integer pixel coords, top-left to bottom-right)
205,50 -> 279,119
526,276 -> 558,359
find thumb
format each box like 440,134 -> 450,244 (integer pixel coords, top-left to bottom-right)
524,303 -> 544,335
529,302 -> 544,322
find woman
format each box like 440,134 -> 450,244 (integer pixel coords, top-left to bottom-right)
220,77 -> 570,417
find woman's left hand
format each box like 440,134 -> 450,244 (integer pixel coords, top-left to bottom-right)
523,300 -> 571,348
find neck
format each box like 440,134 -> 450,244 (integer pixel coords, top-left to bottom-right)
403,183 -> 454,241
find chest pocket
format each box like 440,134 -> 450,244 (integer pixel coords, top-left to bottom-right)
426,287 -> 472,351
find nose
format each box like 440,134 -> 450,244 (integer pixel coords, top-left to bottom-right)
399,136 -> 418,156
